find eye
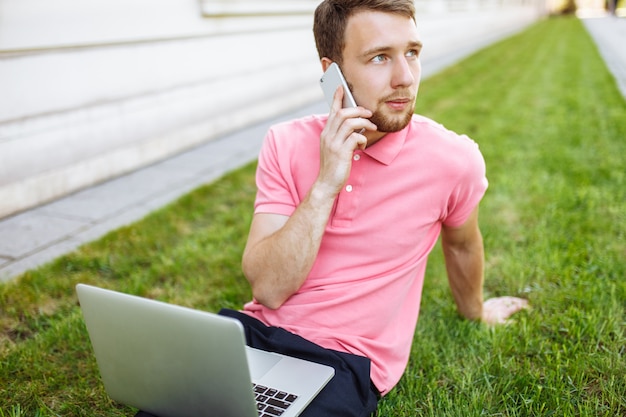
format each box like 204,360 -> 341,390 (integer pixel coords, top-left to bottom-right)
371,55 -> 386,63
406,49 -> 420,58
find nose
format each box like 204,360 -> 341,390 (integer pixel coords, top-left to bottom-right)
391,57 -> 418,89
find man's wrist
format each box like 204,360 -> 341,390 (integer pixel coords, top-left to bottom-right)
459,301 -> 484,321
309,181 -> 341,204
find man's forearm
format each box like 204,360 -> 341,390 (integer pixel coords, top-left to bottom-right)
442,229 -> 485,321
242,184 -> 336,309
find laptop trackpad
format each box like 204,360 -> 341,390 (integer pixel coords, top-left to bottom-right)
246,347 -> 282,380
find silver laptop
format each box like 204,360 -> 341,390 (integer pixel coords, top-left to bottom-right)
76,284 -> 334,417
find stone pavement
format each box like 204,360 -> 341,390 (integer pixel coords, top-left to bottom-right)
0,102 -> 323,282
582,15 -> 626,98
2,12 -> 624,283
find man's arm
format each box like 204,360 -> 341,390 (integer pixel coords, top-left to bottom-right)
441,207 -> 485,320
441,207 -> 528,324
241,187 -> 336,310
242,86 -> 376,310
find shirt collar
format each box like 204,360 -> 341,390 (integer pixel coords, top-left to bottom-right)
363,121 -> 410,165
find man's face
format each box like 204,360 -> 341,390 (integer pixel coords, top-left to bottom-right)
341,11 -> 422,133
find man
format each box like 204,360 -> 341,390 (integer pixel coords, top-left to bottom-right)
224,1 -> 528,416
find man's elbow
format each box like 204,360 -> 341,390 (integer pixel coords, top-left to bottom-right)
242,264 -> 288,310
250,285 -> 288,310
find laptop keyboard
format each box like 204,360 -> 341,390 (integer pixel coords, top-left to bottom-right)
253,383 -> 299,416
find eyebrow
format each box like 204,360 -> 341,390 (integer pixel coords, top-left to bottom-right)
361,40 -> 423,58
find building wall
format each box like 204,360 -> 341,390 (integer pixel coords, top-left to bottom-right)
0,0 -> 544,219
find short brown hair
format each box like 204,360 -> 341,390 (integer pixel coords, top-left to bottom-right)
313,0 -> 416,65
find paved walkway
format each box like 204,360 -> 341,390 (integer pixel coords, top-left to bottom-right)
2,13 -> 624,283
0,103 -> 322,282
582,15 -> 626,98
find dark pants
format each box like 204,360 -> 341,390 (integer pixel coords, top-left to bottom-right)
136,309 -> 379,417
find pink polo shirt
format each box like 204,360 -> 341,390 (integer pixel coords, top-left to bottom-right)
243,114 -> 488,394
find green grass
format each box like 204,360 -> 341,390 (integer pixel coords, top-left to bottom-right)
2,16 -> 625,416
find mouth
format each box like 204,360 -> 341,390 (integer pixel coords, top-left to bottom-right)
385,97 -> 413,111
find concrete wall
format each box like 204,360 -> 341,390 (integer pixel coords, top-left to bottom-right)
0,0 -> 545,220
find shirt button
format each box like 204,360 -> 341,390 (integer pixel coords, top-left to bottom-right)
346,185 -> 353,192
353,154 -> 361,161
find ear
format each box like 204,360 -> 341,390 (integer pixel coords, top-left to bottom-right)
320,57 -> 334,72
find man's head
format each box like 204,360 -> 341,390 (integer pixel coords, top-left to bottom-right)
313,0 -> 416,67
314,0 -> 421,135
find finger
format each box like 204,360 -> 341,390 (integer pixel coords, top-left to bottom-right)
330,85 -> 345,114
324,88 -> 354,141
339,115 -> 376,138
485,296 -> 529,309
352,131 -> 367,151
502,297 -> 529,312
355,115 -> 377,133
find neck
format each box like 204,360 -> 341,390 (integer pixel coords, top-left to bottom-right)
364,130 -> 387,148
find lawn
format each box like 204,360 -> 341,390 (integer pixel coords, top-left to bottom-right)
1,16 -> 625,416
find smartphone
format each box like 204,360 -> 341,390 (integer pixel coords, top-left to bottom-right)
319,62 -> 358,109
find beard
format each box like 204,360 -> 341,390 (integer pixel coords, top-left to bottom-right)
369,104 -> 414,133
348,82 -> 415,133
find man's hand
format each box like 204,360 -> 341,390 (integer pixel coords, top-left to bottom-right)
317,86 -> 376,195
481,296 -> 529,325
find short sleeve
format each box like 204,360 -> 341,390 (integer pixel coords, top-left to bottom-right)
254,128 -> 299,217
442,136 -> 489,227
